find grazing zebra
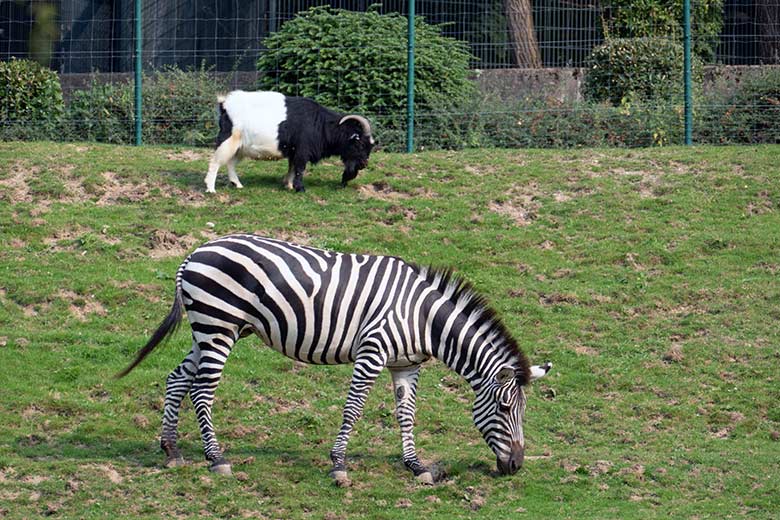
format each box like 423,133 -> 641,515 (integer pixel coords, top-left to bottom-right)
117,234 -> 552,484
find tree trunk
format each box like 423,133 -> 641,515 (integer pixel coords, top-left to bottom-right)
757,0 -> 780,63
504,0 -> 542,68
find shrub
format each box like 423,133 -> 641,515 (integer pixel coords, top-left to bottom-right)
257,6 -> 475,120
141,64 -> 227,146
721,68 -> 780,144
583,37 -> 702,106
64,64 -> 226,146
66,80 -> 134,144
601,0 -> 723,62
0,58 -> 64,140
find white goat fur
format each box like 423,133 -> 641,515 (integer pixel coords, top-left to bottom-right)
204,91 -> 288,193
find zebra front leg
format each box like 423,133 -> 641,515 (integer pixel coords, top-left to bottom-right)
160,343 -> 200,468
390,366 -> 433,485
190,337 -> 235,475
330,355 -> 384,486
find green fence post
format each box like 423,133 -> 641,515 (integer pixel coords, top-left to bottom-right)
683,0 -> 692,145
406,0 -> 415,153
134,0 -> 142,146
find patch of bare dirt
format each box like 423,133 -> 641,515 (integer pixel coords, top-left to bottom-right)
96,464 -> 124,484
358,181 -> 436,201
571,344 -> 599,356
96,171 -> 151,205
166,149 -> 208,162
251,230 -> 315,246
488,183 -> 543,226
662,344 -> 685,363
746,190 -> 774,216
57,290 -> 107,321
602,168 -> 664,198
56,165 -> 90,203
588,460 -> 614,476
252,394 -> 309,415
148,230 -> 200,259
94,171 -> 206,207
711,411 -> 745,439
463,164 -> 499,177
538,292 -> 580,306
0,162 -> 38,204
43,226 -> 91,251
112,281 -> 163,303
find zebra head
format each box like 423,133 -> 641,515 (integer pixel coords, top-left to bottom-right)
473,362 -> 552,475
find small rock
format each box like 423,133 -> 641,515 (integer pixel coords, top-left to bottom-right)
771,431 -> 780,441
425,495 -> 441,503
206,222 -> 215,228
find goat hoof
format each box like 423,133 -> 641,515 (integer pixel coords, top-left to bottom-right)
165,456 -> 188,468
209,459 -> 233,476
416,472 -> 434,485
294,186 -> 305,193
330,470 -> 351,487
231,182 -> 243,189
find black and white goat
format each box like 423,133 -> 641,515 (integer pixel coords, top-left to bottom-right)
204,90 -> 374,193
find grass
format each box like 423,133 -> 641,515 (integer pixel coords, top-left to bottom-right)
0,141 -> 778,519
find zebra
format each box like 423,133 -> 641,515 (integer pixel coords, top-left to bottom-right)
117,234 -> 552,484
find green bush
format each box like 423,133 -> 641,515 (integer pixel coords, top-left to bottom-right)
0,58 -> 64,140
583,37 -> 702,106
720,68 -> 780,144
142,64 -> 227,146
63,64 -> 226,146
601,0 -> 723,62
67,80 -> 134,144
257,6 -> 475,118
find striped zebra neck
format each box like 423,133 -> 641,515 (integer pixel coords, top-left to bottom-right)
416,266 -> 531,390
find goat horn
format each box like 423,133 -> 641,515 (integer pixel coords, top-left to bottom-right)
339,115 -> 372,137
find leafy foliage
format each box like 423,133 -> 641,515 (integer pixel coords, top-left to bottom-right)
601,0 -> 723,62
257,6 -> 475,116
67,80 -> 134,144
141,64 -> 227,146
0,58 -> 64,140
722,68 -> 780,144
582,37 -> 703,105
63,64 -> 227,146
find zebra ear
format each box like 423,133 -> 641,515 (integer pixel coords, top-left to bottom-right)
529,362 -> 552,382
496,366 -> 515,386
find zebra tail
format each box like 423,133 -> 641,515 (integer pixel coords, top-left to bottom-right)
114,260 -> 188,379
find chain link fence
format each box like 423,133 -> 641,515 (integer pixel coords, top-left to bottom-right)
1,1 -> 778,150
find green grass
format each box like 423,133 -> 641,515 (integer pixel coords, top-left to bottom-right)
0,142 -> 778,519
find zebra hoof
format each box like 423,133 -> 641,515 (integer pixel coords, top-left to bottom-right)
165,456 -> 187,468
330,470 -> 351,487
209,461 -> 233,476
416,472 -> 434,485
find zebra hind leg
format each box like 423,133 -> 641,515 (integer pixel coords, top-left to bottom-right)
390,366 -> 433,485
329,355 -> 384,487
160,343 -> 200,468
189,335 -> 237,476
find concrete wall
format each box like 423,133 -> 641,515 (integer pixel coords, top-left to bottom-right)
59,65 -> 779,103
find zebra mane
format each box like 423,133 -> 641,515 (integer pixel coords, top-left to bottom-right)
413,264 -> 532,386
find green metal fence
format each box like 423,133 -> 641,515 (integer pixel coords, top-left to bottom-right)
1,1 -> 778,150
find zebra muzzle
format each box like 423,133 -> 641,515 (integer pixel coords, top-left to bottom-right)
496,444 -> 524,475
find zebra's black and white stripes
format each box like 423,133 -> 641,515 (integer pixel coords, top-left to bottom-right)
118,234 -> 551,481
